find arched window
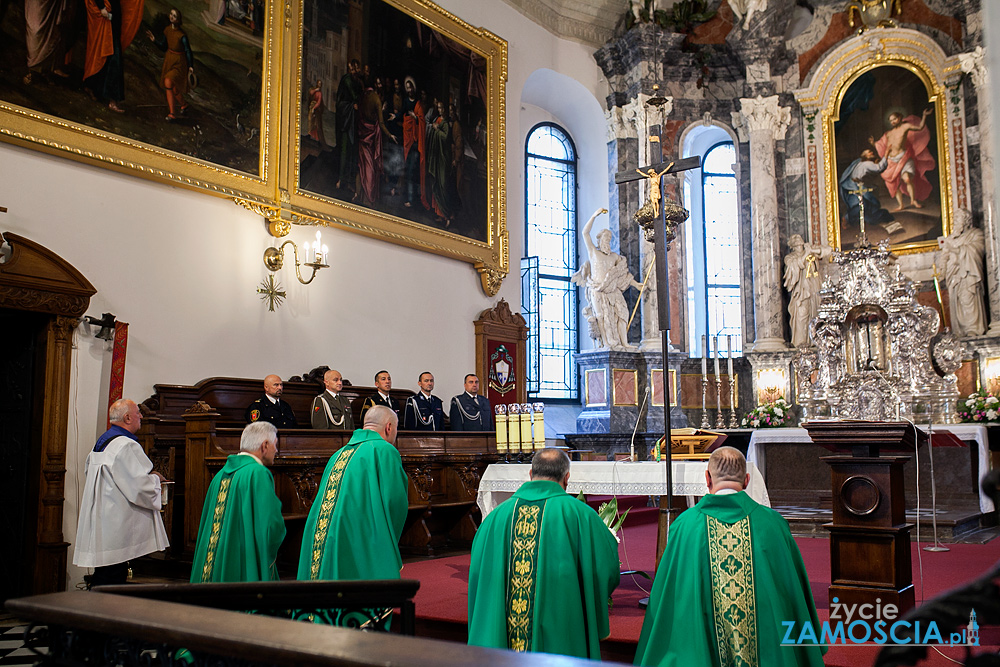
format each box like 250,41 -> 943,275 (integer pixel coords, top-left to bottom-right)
522,123 -> 578,400
684,131 -> 743,357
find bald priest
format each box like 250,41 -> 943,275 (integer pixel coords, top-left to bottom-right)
634,446 -> 825,667
467,447 -> 620,658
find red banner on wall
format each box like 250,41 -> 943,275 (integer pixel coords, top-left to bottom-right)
107,321 -> 128,429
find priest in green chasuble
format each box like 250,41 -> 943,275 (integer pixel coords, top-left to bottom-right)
467,448 -> 620,659
635,447 -> 826,667
298,405 -> 409,582
191,422 -> 286,583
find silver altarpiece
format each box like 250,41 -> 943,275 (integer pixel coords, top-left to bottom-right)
794,241 -> 961,423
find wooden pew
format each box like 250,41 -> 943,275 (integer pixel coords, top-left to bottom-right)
137,377 -> 498,570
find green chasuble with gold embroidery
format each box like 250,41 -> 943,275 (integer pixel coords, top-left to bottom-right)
467,479 -> 620,659
297,428 -> 408,581
634,491 -> 826,667
190,454 -> 286,583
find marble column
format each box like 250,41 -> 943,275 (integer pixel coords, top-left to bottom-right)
733,95 -> 791,351
958,47 -> 1000,335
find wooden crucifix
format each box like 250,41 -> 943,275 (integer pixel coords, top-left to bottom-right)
613,135 -> 700,566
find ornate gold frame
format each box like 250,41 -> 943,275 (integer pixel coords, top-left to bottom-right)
0,6 -> 282,209
282,0 -> 508,294
793,29 -> 966,256
824,58 -> 951,253
0,0 -> 508,295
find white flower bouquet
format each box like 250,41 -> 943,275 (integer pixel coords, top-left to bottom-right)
740,397 -> 794,428
957,391 -> 1000,423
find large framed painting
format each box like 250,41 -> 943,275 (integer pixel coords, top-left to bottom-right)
285,0 -> 508,293
0,0 -> 280,202
829,62 -> 951,252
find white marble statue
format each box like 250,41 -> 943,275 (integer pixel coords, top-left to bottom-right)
784,233 -> 829,348
728,0 -> 767,29
629,0 -> 643,23
573,208 -> 643,352
938,209 -> 987,336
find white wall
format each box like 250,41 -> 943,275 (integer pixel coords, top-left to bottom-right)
0,0 -> 608,586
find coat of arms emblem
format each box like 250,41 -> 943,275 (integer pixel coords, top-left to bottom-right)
489,344 -> 515,395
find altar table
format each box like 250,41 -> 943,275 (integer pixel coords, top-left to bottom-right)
748,424 -> 994,513
477,460 -> 769,517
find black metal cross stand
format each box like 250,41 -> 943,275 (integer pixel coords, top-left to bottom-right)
614,149 -> 700,565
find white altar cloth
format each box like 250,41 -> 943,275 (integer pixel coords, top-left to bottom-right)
477,460 -> 769,517
747,424 -> 994,513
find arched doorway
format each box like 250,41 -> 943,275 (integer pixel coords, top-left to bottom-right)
0,232 -> 95,600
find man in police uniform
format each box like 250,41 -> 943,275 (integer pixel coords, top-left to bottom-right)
360,370 -> 400,421
311,369 -> 355,430
449,374 -> 492,431
244,374 -> 298,428
403,371 -> 444,430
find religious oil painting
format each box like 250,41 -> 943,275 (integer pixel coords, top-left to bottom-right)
831,64 -> 948,252
291,0 -> 506,251
0,0 -> 276,198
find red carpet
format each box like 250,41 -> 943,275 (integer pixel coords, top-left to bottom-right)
401,519 -> 999,665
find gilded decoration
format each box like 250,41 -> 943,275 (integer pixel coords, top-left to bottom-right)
793,29 -> 965,256
308,446 -> 357,579
707,515 -> 758,667
202,476 -> 232,581
287,0 -> 509,296
0,0 -> 508,296
506,500 -> 543,652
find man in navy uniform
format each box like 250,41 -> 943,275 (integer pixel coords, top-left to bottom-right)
311,369 -> 355,430
245,374 -> 297,428
450,374 -> 492,431
361,370 -> 400,421
403,371 -> 444,430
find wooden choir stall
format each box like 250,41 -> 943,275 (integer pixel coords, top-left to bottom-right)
135,375 -> 499,570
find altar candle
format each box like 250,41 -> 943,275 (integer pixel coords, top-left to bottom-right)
520,404 -> 534,451
727,335 -> 734,378
494,404 -> 508,453
701,334 -> 708,377
532,403 -> 546,449
508,404 -> 521,452
713,336 -> 721,378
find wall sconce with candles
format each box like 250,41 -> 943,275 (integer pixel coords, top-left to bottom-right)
756,368 -> 787,405
262,229 -> 329,285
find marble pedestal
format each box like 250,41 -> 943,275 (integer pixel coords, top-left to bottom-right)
575,349 -> 688,434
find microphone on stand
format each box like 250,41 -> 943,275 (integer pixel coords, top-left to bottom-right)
630,386 -> 651,462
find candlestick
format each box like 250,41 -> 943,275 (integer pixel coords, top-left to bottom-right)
727,335 -> 738,427
715,374 -> 725,429
727,335 -> 734,376
701,375 -> 710,429
713,335 -> 721,378
701,334 -> 708,377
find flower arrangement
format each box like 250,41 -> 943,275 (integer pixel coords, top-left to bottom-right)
740,397 -> 794,428
957,391 -> 1000,423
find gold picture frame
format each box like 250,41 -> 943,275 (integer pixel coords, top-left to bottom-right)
0,0 -> 508,294
0,0 -> 282,208
284,0 -> 508,294
824,58 -> 952,254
